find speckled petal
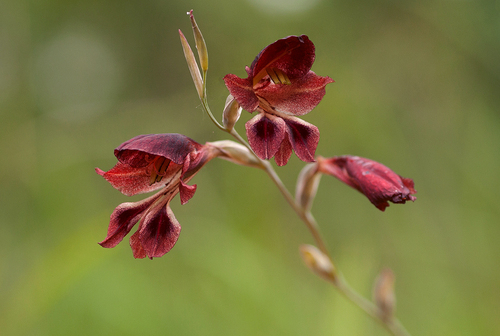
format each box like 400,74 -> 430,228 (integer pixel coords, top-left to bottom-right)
245,113 -> 286,160
283,116 -> 319,163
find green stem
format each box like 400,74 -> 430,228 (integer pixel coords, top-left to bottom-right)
198,86 -> 410,336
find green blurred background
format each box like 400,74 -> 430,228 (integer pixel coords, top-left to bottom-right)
1,0 -> 499,335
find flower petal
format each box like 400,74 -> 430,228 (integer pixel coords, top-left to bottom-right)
99,192 -> 162,248
283,116 -> 319,163
251,35 -> 315,81
96,163 -> 182,196
115,133 -> 202,167
97,164 -> 158,196
129,230 -> 147,259
245,113 -> 286,160
274,134 -> 292,166
179,154 -> 197,205
319,156 -> 417,211
256,71 -> 333,116
138,202 -> 181,259
223,74 -> 259,112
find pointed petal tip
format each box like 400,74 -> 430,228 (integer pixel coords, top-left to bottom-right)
179,181 -> 197,205
95,167 -> 105,176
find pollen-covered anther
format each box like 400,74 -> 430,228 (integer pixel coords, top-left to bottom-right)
266,67 -> 291,85
149,157 -> 171,185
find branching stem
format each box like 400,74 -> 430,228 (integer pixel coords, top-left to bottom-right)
197,72 -> 410,336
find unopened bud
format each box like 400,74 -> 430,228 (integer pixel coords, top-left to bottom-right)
210,140 -> 263,169
295,163 -> 321,213
188,10 -> 208,72
179,29 -> 204,99
222,95 -> 242,131
373,268 -> 396,322
300,244 -> 336,282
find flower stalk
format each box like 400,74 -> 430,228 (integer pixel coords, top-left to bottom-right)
99,10 -> 416,336
185,17 -> 412,334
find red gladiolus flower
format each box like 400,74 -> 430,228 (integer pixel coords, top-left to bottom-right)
96,133 -> 220,259
224,35 -> 333,166
317,156 -> 417,211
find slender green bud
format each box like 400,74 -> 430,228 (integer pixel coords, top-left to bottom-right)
188,10 -> 208,72
179,29 -> 203,99
222,95 -> 242,131
373,268 -> 396,322
300,244 -> 336,282
295,162 -> 321,213
209,140 -> 263,169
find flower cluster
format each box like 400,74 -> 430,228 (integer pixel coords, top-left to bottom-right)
96,12 -> 416,259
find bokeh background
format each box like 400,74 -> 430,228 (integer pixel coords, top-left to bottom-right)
1,0 -> 499,335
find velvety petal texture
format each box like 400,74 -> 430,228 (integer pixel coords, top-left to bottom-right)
223,74 -> 258,112
116,133 -> 202,167
96,133 -> 220,259
223,35 -> 333,165
251,35 -> 315,81
98,193 -> 162,248
283,116 -> 319,163
318,156 -> 417,211
96,162 -> 182,197
245,113 -> 286,160
134,201 -> 181,259
258,71 -> 333,116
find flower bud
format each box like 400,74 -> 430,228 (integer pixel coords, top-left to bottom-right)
209,140 -> 263,169
317,155 -> 416,211
179,29 -> 203,99
188,10 -> 208,72
295,162 -> 321,213
373,268 -> 396,322
222,95 -> 242,131
300,244 -> 336,282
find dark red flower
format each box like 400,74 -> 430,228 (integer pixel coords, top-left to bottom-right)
224,35 -> 333,166
96,133 -> 220,259
317,156 -> 416,211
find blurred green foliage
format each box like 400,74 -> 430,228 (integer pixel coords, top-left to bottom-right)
1,0 -> 499,335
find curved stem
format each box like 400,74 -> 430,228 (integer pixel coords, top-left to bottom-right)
260,157 -> 410,336
198,88 -> 410,336
334,273 -> 411,336
229,128 -> 411,336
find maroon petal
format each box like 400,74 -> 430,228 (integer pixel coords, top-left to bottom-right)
129,230 -> 147,259
223,74 -> 259,112
179,155 -> 197,205
115,133 -> 202,167
179,181 -> 196,205
251,35 -> 315,82
99,192 -> 162,248
274,135 -> 292,166
256,71 -> 333,116
401,177 -> 417,195
283,116 -> 319,163
96,164 -> 171,196
138,203 -> 181,259
245,113 -> 286,160
319,156 -> 417,211
316,157 -> 360,191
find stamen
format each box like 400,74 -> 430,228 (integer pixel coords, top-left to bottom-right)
266,68 -> 291,85
149,157 -> 171,186
276,69 -> 291,85
266,68 -> 280,83
149,172 -> 158,186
